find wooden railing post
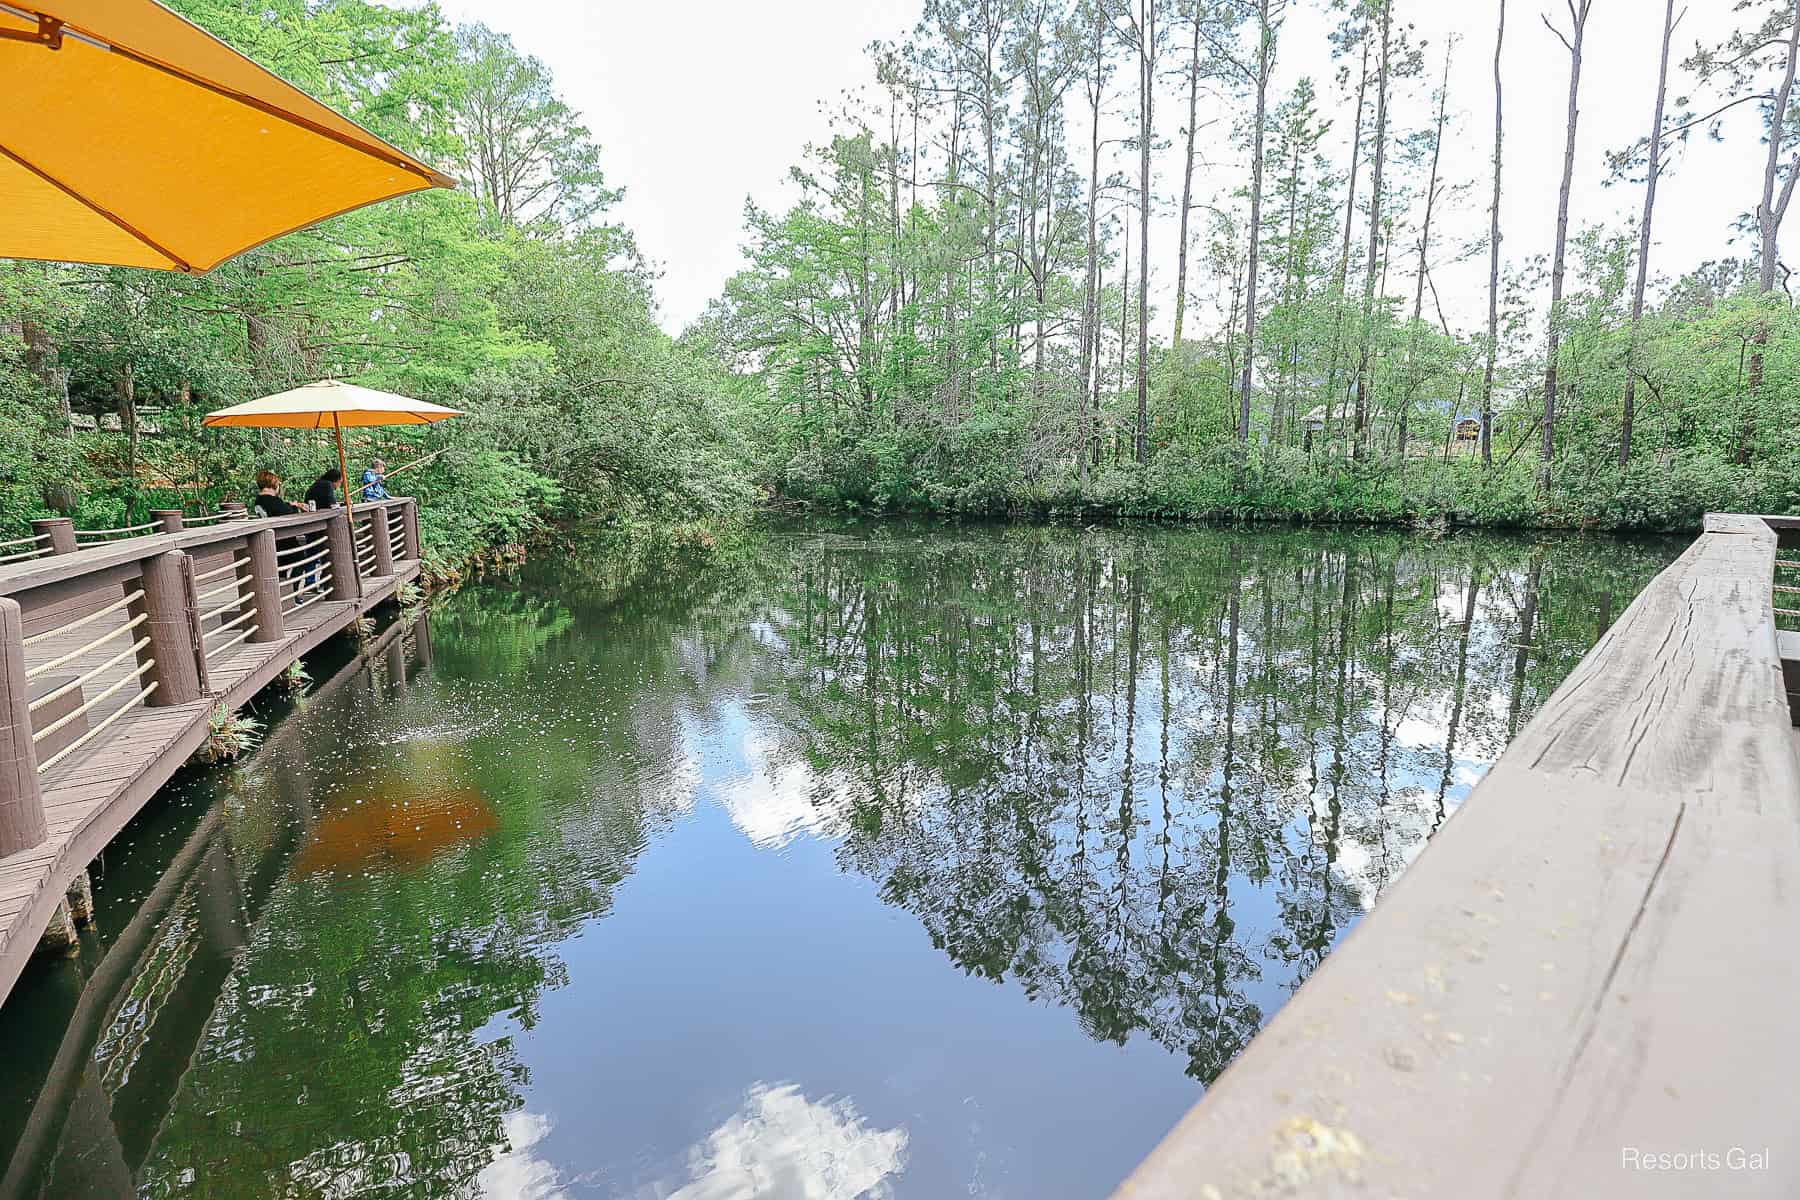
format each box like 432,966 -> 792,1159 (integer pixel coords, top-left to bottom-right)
30,518 -> 75,556
369,504 -> 395,576
133,551 -> 202,706
324,510 -> 361,602
151,509 -> 184,533
180,552 -> 210,696
221,502 -> 248,522
0,597 -> 46,855
412,612 -> 433,670
402,499 -> 421,562
246,529 -> 285,643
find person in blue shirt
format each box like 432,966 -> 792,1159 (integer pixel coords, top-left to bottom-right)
361,458 -> 392,501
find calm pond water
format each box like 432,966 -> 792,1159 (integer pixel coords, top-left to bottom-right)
0,520 -> 1682,1199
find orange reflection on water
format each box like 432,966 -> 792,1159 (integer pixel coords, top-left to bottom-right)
294,775 -> 498,876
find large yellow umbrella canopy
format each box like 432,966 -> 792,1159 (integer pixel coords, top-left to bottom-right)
0,0 -> 454,272
203,379 -> 461,508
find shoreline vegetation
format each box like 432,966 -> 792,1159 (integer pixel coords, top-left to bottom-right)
5,0 -> 1799,569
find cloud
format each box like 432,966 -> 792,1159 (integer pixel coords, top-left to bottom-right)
479,1110 -> 570,1200
718,731 -> 842,849
668,1082 -> 908,1200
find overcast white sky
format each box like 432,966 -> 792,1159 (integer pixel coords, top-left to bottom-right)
433,0 -> 1766,337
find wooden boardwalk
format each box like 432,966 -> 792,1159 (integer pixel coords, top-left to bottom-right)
0,499 -> 424,1008
1114,513 -> 1800,1199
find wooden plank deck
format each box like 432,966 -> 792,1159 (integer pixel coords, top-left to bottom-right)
0,557 -> 419,1009
1113,516 -> 1800,1198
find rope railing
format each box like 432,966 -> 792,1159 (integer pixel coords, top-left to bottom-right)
291,567 -> 334,594
0,533 -> 51,565
207,625 -> 258,657
279,538 -> 329,561
24,590 -> 144,648
37,678 -> 160,775
74,522 -> 159,546
28,636 -> 152,712
276,547 -> 331,580
192,556 -> 250,585
205,607 -> 257,639
1772,560 -> 1800,619
195,577 -> 247,606
181,511 -> 239,525
27,612 -> 148,680
34,659 -> 154,749
287,572 -> 333,613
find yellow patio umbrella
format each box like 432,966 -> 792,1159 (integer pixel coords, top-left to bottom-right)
0,0 -> 454,272
201,379 -> 461,511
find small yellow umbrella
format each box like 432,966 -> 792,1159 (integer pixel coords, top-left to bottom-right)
201,379 -> 461,510
0,0 -> 454,272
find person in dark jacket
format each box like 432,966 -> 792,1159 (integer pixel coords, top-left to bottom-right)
253,470 -> 299,518
253,470 -> 312,591
305,467 -> 342,511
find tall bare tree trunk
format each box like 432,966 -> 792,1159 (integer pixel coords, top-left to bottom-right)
1481,0 -> 1506,468
1399,41 -> 1453,466
1118,217 -> 1130,466
1744,0 -> 1800,465
1173,2 -> 1203,347
1540,0 -> 1595,489
1134,0 -> 1155,464
1352,1 -> 1394,461
1326,35 -> 1371,459
115,360 -> 138,499
18,299 -> 75,513
1622,0 -> 1678,467
1239,0 -> 1277,447
1081,6 -> 1107,488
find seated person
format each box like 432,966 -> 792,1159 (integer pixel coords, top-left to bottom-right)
253,470 -> 300,517
306,467 -> 343,511
254,471 -> 314,589
361,458 -> 392,501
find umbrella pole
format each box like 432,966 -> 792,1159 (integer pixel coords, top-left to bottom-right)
335,420 -> 353,513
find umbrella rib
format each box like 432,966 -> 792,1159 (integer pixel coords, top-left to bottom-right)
0,140 -> 190,271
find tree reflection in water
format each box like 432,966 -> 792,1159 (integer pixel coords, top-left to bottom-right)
747,524 -> 1670,1083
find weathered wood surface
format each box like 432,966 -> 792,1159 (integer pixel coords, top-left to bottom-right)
0,550 -> 419,1010
1115,516 -> 1800,1200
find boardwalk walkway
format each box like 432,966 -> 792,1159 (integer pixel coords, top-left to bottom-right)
0,499 -> 423,1007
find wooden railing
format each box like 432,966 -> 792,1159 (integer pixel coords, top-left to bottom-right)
0,498 -> 420,861
1115,512 -> 1800,1199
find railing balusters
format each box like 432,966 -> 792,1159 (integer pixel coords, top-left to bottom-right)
0,598 -> 45,855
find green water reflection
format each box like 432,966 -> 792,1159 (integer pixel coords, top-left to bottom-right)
0,521 -> 1681,1198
